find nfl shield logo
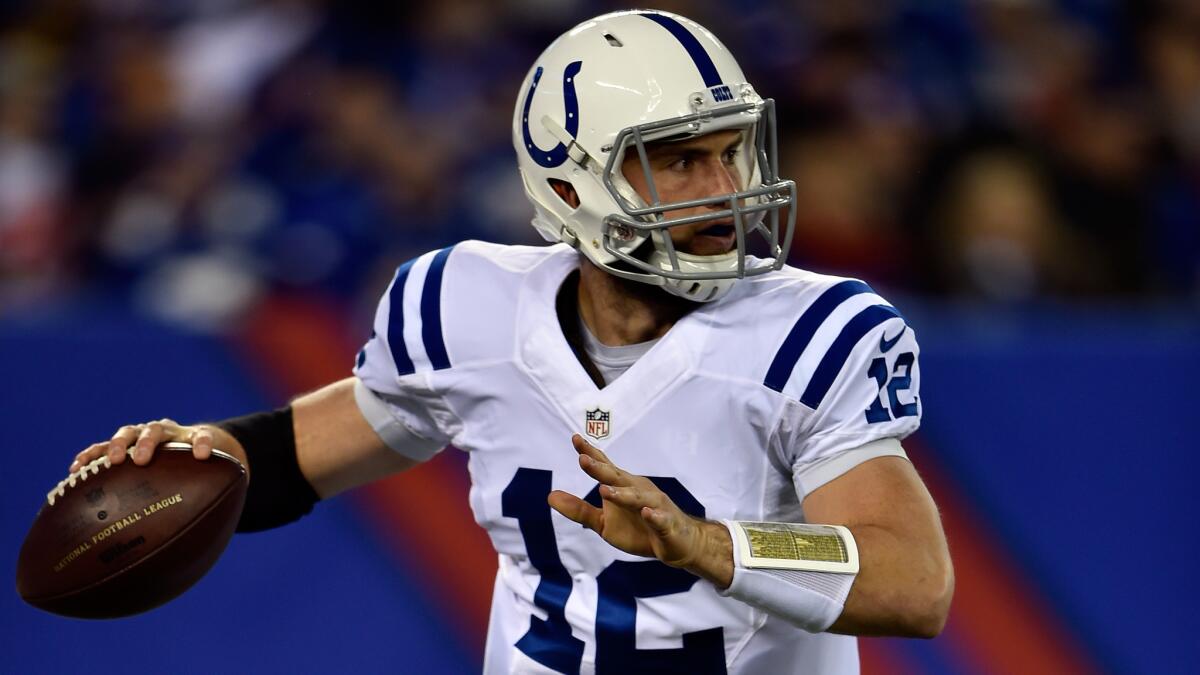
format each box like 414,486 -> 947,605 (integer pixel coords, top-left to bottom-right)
585,408 -> 611,440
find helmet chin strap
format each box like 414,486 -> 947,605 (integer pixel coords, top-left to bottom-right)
648,247 -> 739,303
583,230 -> 740,303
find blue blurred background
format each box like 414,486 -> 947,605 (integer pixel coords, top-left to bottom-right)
1,1 -> 1197,673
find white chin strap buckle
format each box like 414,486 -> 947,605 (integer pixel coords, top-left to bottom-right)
653,250 -> 739,303
560,227 -> 580,248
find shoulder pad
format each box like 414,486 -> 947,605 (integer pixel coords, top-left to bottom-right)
701,268 -> 909,408
368,242 -> 574,376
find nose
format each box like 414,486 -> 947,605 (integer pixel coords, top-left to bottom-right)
701,158 -> 739,202
698,158 -> 739,213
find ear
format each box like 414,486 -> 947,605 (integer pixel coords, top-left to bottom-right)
548,179 -> 581,209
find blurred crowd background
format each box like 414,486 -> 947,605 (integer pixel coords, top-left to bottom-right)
2,0 -> 1198,329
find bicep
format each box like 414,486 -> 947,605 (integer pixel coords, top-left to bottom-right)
293,377 -> 421,498
801,454 -> 939,532
802,454 -> 954,636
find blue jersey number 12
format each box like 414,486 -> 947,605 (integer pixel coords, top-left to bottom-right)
864,351 -> 919,424
502,468 -> 727,675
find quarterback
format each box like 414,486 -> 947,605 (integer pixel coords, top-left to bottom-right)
71,10 -> 953,674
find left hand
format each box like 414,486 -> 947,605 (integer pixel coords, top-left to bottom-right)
548,434 -> 733,588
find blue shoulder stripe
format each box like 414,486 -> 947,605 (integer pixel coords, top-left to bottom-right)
801,304 -> 903,409
420,246 -> 454,371
640,13 -> 723,88
763,280 -> 874,392
387,259 -> 418,376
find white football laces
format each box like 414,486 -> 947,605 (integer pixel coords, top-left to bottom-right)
46,452 -> 120,506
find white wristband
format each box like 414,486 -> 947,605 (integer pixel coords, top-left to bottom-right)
718,520 -> 859,633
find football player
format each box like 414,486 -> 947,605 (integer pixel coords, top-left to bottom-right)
71,10 -> 952,674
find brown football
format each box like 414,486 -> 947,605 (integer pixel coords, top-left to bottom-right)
16,442 -> 247,619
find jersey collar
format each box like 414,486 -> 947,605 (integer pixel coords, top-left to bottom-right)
515,248 -> 705,446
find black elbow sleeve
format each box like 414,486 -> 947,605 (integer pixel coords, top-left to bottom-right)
217,406 -> 320,533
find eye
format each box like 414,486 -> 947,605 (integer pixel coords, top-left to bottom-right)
668,156 -> 693,171
723,147 -> 740,165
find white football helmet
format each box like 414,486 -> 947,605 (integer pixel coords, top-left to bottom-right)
513,10 -> 796,302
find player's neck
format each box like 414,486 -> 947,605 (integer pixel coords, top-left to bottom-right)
575,258 -> 696,346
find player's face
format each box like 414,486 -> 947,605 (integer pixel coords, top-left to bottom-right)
621,130 -> 745,257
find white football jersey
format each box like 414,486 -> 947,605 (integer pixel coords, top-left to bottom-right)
353,242 -> 921,675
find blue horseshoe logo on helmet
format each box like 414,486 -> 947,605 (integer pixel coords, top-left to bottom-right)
521,61 -> 582,168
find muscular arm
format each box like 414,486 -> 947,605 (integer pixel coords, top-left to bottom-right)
290,377 -> 421,498
802,455 -> 954,638
207,378 -> 420,498
552,438 -> 953,639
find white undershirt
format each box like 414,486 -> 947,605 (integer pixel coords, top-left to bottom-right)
577,316 -> 659,385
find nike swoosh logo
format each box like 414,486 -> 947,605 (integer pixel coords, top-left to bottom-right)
880,325 -> 906,353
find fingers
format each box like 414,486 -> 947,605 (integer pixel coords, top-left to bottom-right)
131,424 -> 158,465
599,483 -> 703,568
570,434 -> 612,463
598,483 -> 666,511
601,478 -> 695,528
72,418 -> 210,474
131,419 -> 182,465
107,425 -> 142,465
599,483 -> 682,535
93,418 -> 189,468
570,434 -> 635,487
604,480 -> 691,542
189,426 -> 215,460
69,442 -> 112,473
548,490 -> 604,532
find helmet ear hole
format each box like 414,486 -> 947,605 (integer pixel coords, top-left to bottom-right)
548,179 -> 580,209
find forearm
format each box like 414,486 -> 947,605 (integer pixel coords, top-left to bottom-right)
680,511 -> 952,638
803,456 -> 954,638
552,439 -> 952,637
827,522 -> 954,637
292,378 -> 422,498
208,378 -> 425,504
681,461 -> 950,634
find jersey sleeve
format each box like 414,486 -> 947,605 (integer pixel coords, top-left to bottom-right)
766,281 -> 922,501
352,247 -> 464,459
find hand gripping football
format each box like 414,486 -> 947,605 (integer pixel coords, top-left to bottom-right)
16,442 -> 247,619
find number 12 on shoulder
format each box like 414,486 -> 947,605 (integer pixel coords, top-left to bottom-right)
864,351 -> 919,424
